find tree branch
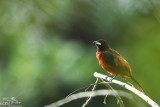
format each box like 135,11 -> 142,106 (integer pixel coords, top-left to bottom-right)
93,72 -> 159,107
45,90 -> 132,107
82,78 -> 99,107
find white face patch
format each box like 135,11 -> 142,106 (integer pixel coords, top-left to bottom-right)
93,41 -> 101,45
96,42 -> 101,45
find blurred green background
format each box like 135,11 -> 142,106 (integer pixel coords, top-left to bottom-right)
0,0 -> 160,107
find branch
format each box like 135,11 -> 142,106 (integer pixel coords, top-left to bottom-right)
45,90 -> 132,107
100,79 -> 125,107
94,72 -> 159,107
82,78 -> 99,107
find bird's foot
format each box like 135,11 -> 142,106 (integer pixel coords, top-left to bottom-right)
105,75 -> 116,82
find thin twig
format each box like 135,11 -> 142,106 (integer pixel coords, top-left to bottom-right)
82,78 -> 99,107
100,79 -> 125,107
66,82 -> 111,98
103,95 -> 108,104
94,72 -> 159,107
66,86 -> 90,98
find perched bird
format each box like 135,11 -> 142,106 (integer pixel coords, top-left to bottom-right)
93,39 -> 144,92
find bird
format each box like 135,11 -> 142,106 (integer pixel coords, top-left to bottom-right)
93,39 -> 144,92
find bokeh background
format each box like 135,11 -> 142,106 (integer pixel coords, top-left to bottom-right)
0,0 -> 160,107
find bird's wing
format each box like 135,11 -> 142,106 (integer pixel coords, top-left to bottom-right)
102,51 -> 117,68
103,50 -> 131,75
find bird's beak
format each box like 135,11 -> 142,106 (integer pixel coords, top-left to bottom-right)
93,41 -> 101,45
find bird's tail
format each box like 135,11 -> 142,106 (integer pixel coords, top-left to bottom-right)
130,76 -> 145,93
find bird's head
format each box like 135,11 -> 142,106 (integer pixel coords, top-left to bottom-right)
93,39 -> 109,51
